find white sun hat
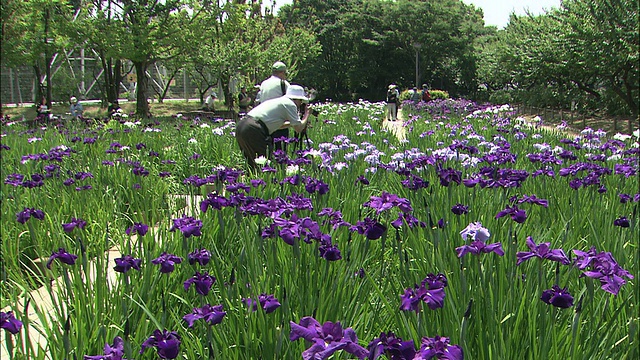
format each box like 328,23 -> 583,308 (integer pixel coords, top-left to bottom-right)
285,85 -> 309,102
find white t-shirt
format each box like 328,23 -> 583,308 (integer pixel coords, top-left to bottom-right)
247,96 -> 301,134
205,94 -> 216,107
259,75 -> 289,102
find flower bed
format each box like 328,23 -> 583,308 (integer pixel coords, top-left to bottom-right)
1,100 -> 638,359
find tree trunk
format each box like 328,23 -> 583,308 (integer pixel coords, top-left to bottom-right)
133,60 -> 150,118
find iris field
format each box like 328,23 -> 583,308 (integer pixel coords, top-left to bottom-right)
1,99 -> 638,359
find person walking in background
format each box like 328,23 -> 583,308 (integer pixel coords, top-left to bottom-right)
238,86 -> 251,114
258,61 -> 291,151
69,96 -> 84,120
386,84 -> 399,121
235,84 -> 311,168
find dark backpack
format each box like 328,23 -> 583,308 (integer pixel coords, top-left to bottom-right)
387,90 -> 397,103
422,90 -> 431,102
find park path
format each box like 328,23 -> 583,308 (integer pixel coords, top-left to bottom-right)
381,108 -> 407,140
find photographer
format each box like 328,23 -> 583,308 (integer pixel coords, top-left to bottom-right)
236,84 -> 311,168
294,88 -> 319,151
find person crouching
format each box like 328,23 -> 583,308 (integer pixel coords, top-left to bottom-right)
235,84 -> 311,168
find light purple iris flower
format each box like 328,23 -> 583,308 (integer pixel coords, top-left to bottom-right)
516,236 -> 570,266
459,222 -> 490,242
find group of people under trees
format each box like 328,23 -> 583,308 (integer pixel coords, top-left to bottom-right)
34,95 -> 85,123
386,83 -> 431,121
235,61 -> 317,168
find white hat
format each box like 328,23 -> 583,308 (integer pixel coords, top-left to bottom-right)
388,84 -> 397,89
285,85 -> 309,102
70,96 -> 78,103
272,61 -> 287,72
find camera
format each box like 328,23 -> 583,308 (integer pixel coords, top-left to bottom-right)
301,103 -> 320,117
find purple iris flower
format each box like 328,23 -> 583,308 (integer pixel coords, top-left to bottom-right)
169,216 -> 203,238
46,248 -> 78,269
516,236 -> 570,266
573,247 -> 633,295
367,332 -> 416,360
451,204 -> 469,215
455,241 -> 504,258
62,218 -> 87,233
184,271 -> 215,296
200,192 -> 229,212
188,248 -> 211,266
351,218 -> 387,240
16,207 -> 45,224
243,294 -> 281,313
113,255 -> 142,273
355,175 -> 370,185
613,217 -> 630,228
540,285 -> 574,308
140,329 -> 181,359
319,236 -> 342,261
0,311 -> 23,335
437,218 -> 446,229
289,317 -> 369,360
516,194 -> 549,208
151,252 -> 183,273
437,167 -> 462,187
459,222 -> 490,242
400,273 -> 448,312
305,177 -> 330,195
365,191 -> 413,214
183,304 -> 226,327
84,336 -> 128,360
391,212 -> 426,229
125,222 -> 149,236
414,335 -> 463,360
317,208 -> 351,230
495,205 -> 527,223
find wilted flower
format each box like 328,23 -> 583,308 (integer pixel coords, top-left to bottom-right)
183,304 -> 226,327
289,317 -> 369,360
46,248 -> 78,269
540,285 -> 574,308
0,311 -> 22,335
140,329 -> 181,359
84,336 -> 128,360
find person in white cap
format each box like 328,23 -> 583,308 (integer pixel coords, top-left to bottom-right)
235,84 -> 311,168
258,61 -> 291,150
69,96 -> 84,120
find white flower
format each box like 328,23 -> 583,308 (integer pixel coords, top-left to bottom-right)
27,137 -> 42,143
212,128 -> 224,136
633,129 -> 640,138
254,156 -> 269,166
123,121 -> 136,127
607,154 -> 622,161
286,164 -> 302,175
613,133 -> 632,141
188,138 -> 198,144
200,123 -> 210,128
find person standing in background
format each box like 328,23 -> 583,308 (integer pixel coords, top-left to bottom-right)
386,84 -> 399,121
258,61 -> 290,151
238,86 -> 251,114
69,96 -> 84,120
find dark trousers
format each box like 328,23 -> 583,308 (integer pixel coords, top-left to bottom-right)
236,116 -> 271,168
271,128 -> 289,152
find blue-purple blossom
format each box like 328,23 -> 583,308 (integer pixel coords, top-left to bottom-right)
516,236 -> 570,266
414,335 -> 463,360
613,217 -> 630,228
289,317 -> 369,360
188,248 -> 211,266
364,192 -> 413,214
113,255 -> 142,273
459,222 -> 490,242
125,222 -> 149,236
540,285 -> 574,308
455,241 -> 504,258
62,218 -> 87,233
169,216 -> 203,238
495,205 -> 527,223
450,203 -> 469,215
244,294 -> 282,313
16,207 -> 45,224
367,332 -> 416,360
183,271 -> 215,296
151,252 -> 183,273
391,212 -> 426,229
573,247 -> 634,295
351,218 -> 387,240
84,336 -> 128,360
400,273 -> 448,312
183,304 -> 226,327
0,311 -> 23,335
140,329 -> 181,359
46,248 -> 78,269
